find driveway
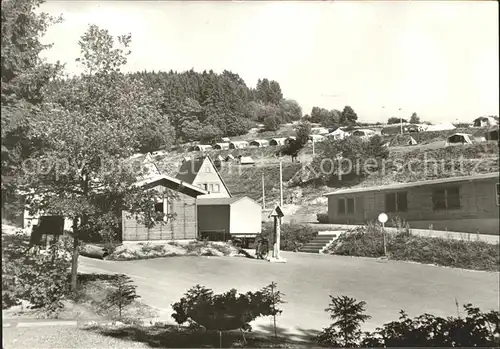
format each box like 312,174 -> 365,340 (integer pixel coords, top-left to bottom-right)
79,252 -> 499,341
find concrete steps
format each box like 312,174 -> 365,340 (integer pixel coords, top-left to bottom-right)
299,232 -> 341,254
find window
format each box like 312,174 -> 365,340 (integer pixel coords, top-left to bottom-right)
338,198 -> 355,215
338,199 -> 346,214
432,187 -> 460,211
205,166 -> 211,173
203,183 -> 208,191
385,192 -> 408,212
214,184 -> 220,193
154,202 -> 163,213
497,184 -> 500,206
346,198 -> 355,214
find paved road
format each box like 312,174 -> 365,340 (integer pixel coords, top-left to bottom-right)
3,325 -> 150,349
79,253 -> 499,341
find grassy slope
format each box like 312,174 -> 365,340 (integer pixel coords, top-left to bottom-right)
328,225 -> 499,271
152,126 -> 498,207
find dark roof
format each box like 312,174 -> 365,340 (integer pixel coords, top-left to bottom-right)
324,172 -> 499,196
175,155 -> 232,197
197,197 -> 244,205
197,196 -> 260,206
175,157 -> 204,183
134,175 -> 207,197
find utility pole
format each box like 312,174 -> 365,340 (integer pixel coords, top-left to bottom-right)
279,157 -> 283,208
399,108 -> 403,135
262,173 -> 266,210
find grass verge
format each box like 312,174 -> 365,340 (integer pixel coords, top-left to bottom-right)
83,322 -> 316,348
327,223 -> 499,271
107,240 -> 238,261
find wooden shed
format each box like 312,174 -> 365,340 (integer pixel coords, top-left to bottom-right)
197,196 -> 262,241
122,175 -> 208,242
324,173 -> 499,235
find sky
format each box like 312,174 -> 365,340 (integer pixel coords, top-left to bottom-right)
39,1 -> 499,123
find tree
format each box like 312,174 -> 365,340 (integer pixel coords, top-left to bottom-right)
21,25 -> 171,292
409,112 -> 420,124
339,106 -> 358,125
278,99 -> 302,122
387,117 -> 408,124
263,115 -> 280,131
295,121 -> 311,146
104,274 -> 140,319
317,295 -> 371,347
1,0 -> 63,217
262,282 -> 286,338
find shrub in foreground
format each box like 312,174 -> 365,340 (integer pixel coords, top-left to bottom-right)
2,232 -> 71,312
327,224 -> 499,271
171,283 -> 284,344
318,295 -> 500,348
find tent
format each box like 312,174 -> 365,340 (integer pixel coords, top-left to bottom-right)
249,139 -> 270,147
229,141 -> 249,149
425,123 -> 456,132
446,133 -> 473,146
239,156 -> 255,165
327,128 -> 348,140
213,142 -> 230,150
269,138 -> 287,146
193,144 -> 212,151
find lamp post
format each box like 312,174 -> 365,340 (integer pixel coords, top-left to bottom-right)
378,213 -> 388,257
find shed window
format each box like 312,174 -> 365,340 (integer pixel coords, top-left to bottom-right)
214,184 -> 220,193
338,199 -> 346,214
338,198 -> 355,215
203,183 -> 208,191
432,187 -> 460,211
346,198 -> 355,214
154,203 -> 163,213
385,192 -> 408,212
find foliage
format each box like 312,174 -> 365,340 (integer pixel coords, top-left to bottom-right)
1,0 -> 63,177
263,115 -> 281,131
261,222 -> 316,252
316,213 -> 329,223
262,282 -> 286,338
327,223 -> 500,271
278,99 -> 302,122
19,25 -> 175,291
317,294 -> 499,348
409,112 -> 420,124
280,121 -> 311,160
310,134 -> 389,185
2,231 -> 71,312
310,106 -> 341,127
387,117 -> 408,124
339,106 -> 358,125
317,295 -> 371,347
171,284 -> 283,334
104,274 -> 140,319
361,304 -> 500,347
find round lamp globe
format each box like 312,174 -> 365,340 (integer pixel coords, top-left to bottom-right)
378,213 -> 388,224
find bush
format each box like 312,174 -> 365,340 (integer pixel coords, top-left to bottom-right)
261,222 -> 316,251
103,274 -> 140,319
171,283 -> 283,336
362,304 -> 500,347
317,295 -> 500,347
317,213 -> 329,223
317,295 -> 371,347
327,223 -> 499,271
2,232 -> 71,312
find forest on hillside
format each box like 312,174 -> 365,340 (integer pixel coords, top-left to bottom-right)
46,69 -> 303,147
